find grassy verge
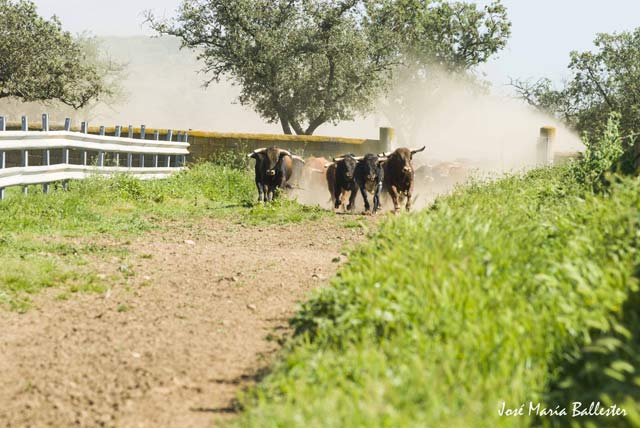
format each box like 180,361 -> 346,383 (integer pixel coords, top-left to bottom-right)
0,163 -> 329,311
236,166 -> 640,428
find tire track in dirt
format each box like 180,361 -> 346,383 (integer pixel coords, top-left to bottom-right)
0,217 -> 370,428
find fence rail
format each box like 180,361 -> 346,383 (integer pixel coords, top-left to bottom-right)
0,114 -> 190,200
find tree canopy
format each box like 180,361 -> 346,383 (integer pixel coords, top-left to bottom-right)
149,0 -> 511,135
0,0 -> 116,109
513,28 -> 640,143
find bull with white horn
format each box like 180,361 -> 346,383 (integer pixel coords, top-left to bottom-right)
247,146 -> 305,202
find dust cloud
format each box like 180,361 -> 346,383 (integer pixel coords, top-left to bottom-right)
367,68 -> 584,210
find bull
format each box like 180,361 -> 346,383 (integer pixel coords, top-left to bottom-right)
325,154 -> 359,211
378,146 -> 426,212
354,154 -> 385,214
247,146 -> 305,202
299,156 -> 329,191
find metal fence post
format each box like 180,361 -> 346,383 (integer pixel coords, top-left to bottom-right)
127,125 -> 134,167
153,130 -> 159,167
166,130 -> 174,168
42,114 -> 50,193
114,126 -> 121,166
181,132 -> 189,166
62,118 -> 71,191
0,150 -> 4,200
140,125 -> 146,168
98,126 -> 105,167
0,116 -> 4,197
81,121 -> 88,166
21,116 -> 28,194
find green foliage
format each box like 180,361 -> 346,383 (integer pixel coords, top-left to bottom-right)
513,28 -> 640,144
0,163 -> 325,310
569,112 -> 625,188
539,287 -> 640,428
0,0 -> 119,108
148,0 -> 510,135
237,167 -> 640,428
208,145 -> 252,170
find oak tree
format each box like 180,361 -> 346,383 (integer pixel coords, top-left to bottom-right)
148,0 -> 511,135
0,0 -> 116,109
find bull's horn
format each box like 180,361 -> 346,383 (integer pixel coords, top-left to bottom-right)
332,157 -> 344,162
377,151 -> 393,157
291,155 -> 306,163
325,162 -> 335,168
248,147 -> 267,157
411,146 -> 426,154
353,156 -> 365,161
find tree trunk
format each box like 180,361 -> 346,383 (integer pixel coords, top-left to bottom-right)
289,118 -> 305,136
278,110 -> 293,135
304,115 -> 326,135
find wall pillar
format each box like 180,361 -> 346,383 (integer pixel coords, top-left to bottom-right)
379,127 -> 396,154
538,126 -> 556,165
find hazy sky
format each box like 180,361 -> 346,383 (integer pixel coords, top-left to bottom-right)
32,0 -> 640,89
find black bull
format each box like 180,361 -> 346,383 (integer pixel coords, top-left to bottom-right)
325,154 -> 385,213
247,146 -> 305,202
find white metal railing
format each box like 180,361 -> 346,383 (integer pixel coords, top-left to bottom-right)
0,114 -> 190,200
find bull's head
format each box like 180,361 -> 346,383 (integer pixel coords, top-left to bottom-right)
378,146 -> 425,176
328,154 -> 358,181
356,154 -> 386,183
248,146 -> 305,175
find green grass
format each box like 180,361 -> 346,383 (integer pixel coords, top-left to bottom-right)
0,163 -> 330,311
236,166 -> 640,428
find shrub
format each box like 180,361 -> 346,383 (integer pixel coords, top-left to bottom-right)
570,112 -> 625,188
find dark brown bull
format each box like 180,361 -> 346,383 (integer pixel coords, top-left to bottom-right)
247,146 -> 305,202
378,146 -> 426,212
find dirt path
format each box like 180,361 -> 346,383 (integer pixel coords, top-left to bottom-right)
0,217 -> 369,428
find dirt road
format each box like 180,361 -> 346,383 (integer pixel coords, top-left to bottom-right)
0,217 -> 368,427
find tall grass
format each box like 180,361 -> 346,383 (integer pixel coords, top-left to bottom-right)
236,161 -> 640,427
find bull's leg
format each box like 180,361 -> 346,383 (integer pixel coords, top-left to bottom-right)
389,185 -> 401,213
346,183 -> 358,212
264,184 -> 271,202
373,182 -> 383,213
359,183 -> 371,212
405,188 -> 413,212
334,186 -> 343,210
256,181 -> 265,203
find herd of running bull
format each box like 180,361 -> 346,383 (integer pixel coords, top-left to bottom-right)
247,145 -> 426,213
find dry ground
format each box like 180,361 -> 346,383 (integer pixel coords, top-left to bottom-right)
0,217 -> 370,428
